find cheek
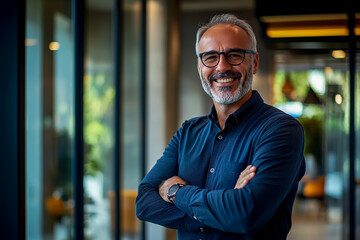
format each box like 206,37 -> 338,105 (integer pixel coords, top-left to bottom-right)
238,64 -> 251,77
200,67 -> 212,80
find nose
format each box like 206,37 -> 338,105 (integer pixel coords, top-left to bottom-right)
216,53 -> 232,72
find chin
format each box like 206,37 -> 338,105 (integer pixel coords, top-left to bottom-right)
213,85 -> 251,105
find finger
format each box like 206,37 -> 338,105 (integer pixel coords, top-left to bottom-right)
235,173 -> 251,189
235,171 -> 256,189
247,165 -> 256,173
247,171 -> 255,180
245,166 -> 256,177
235,165 -> 257,188
239,165 -> 252,178
240,166 -> 255,180
240,179 -> 249,188
235,179 -> 249,189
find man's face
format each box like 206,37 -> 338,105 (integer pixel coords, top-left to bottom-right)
197,23 -> 259,105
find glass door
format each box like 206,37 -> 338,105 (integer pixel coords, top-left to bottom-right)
272,45 -> 360,240
26,0 -> 75,238
25,0 -> 146,239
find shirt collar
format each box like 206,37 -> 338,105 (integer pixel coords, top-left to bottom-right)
208,90 -> 264,124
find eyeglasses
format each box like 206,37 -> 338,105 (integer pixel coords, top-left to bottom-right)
199,48 -> 256,68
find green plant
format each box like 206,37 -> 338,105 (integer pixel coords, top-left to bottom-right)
298,116 -> 323,167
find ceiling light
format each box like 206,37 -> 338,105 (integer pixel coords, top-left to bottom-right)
266,26 -> 349,38
261,13 -> 360,38
331,50 -> 346,59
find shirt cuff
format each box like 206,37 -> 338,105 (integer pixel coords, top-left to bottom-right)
175,185 -> 208,221
176,185 -> 210,231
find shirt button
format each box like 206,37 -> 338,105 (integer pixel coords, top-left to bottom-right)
193,216 -> 198,220
217,135 -> 223,140
210,168 -> 215,173
200,227 -> 204,232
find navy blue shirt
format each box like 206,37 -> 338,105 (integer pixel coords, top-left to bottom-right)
136,91 -> 305,239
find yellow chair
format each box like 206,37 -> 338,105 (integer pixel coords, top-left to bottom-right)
108,190 -> 140,235
303,175 -> 325,198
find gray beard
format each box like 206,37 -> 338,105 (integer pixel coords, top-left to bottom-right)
200,65 -> 253,105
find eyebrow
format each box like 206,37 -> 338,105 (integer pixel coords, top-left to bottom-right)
201,48 -> 245,54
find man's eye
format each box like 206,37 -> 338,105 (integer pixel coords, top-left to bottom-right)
204,55 -> 218,62
227,53 -> 242,59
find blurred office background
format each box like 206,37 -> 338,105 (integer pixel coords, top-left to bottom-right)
1,0 -> 360,239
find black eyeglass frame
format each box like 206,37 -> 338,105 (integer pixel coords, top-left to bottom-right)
198,48 -> 256,68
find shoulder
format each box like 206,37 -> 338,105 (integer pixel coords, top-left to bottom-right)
256,103 -> 304,135
181,115 -> 210,129
262,103 -> 301,124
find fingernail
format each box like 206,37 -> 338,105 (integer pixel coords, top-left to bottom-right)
251,166 -> 256,171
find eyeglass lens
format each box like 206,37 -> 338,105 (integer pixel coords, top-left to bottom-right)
201,50 -> 245,67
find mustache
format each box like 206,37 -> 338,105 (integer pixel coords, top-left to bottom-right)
208,71 -> 242,82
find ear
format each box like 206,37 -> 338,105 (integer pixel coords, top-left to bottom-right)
252,52 -> 259,74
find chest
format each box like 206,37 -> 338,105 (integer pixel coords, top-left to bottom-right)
178,123 -> 256,189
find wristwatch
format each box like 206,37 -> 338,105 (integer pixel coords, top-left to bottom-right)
167,183 -> 183,203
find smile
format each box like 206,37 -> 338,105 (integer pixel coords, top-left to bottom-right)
215,78 -> 235,83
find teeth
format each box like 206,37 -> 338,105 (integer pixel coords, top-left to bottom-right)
216,78 -> 234,83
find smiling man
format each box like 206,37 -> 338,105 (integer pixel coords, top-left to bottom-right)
136,14 -> 305,240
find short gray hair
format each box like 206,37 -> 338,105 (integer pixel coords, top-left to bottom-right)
195,14 -> 257,56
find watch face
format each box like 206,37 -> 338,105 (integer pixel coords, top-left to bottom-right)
168,184 -> 179,195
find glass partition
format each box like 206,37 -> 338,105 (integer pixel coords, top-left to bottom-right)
271,49 -> 360,239
26,0 -> 147,239
121,0 -> 142,239
26,0 -> 75,238
83,0 -> 116,239
323,64 -> 348,239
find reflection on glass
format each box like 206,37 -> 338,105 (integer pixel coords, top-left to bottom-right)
26,0 -> 159,238
84,0 -> 115,239
122,1 -> 142,239
273,65 -> 344,239
26,0 -> 74,239
324,69 -> 346,231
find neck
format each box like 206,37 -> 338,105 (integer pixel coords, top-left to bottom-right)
214,90 -> 252,130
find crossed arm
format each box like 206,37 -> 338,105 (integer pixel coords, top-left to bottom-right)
158,165 -> 257,203
136,163 -> 258,232
136,119 -> 304,233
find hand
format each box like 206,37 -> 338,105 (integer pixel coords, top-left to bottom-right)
159,176 -> 187,203
234,165 -> 256,189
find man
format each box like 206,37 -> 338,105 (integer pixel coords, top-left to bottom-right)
136,13 -> 305,239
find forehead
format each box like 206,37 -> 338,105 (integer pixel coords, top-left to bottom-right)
198,23 -> 251,52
